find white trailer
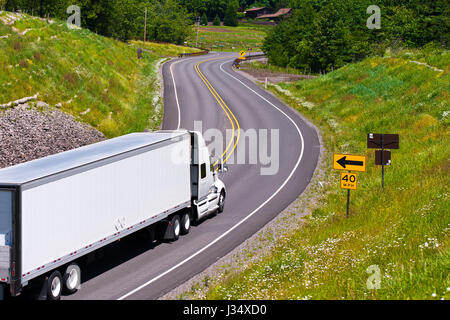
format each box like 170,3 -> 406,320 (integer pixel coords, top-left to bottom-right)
0,131 -> 226,299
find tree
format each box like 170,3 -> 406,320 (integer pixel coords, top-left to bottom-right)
263,0 -> 448,73
3,0 -> 194,44
200,12 -> 208,25
223,0 -> 238,27
213,14 -> 221,26
148,0 -> 193,44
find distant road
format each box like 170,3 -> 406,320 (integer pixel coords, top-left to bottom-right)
65,52 -> 320,300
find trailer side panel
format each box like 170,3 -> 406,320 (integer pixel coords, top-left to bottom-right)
20,137 -> 191,278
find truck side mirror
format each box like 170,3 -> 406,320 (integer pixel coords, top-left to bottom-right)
217,158 -> 228,174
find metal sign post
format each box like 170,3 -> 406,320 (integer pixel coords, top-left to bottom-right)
341,172 -> 358,217
347,189 -> 350,218
337,166 -> 360,218
381,134 -> 384,188
196,16 -> 200,47
368,134 -> 399,189
143,7 -> 147,44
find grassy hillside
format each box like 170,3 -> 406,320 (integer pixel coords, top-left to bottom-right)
187,24 -> 270,52
203,47 -> 449,300
0,12 -> 190,138
129,40 -> 201,57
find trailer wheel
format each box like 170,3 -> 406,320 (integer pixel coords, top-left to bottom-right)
47,270 -> 63,300
180,212 -> 191,235
63,263 -> 81,294
171,215 -> 181,241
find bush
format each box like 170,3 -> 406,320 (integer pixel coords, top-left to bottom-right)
213,14 -> 221,26
223,0 -> 238,27
237,12 -> 245,20
147,0 -> 193,45
201,12 -> 208,26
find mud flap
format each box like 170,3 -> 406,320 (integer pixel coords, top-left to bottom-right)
158,220 -> 175,240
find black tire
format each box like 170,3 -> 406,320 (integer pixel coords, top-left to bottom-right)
46,270 -> 63,300
63,263 -> 81,295
180,212 -> 191,235
218,191 -> 225,213
171,215 -> 181,241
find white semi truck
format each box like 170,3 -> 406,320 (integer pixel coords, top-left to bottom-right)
0,131 -> 226,299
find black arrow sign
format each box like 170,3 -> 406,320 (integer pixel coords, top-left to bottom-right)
337,156 -> 364,169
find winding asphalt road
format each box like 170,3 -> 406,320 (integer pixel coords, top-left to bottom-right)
65,52 -> 320,300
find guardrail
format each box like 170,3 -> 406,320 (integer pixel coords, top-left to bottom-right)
178,49 -> 210,58
233,54 -> 266,68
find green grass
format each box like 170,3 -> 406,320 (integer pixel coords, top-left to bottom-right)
187,24 -> 270,52
129,40 -> 201,57
203,48 -> 450,300
0,12 -> 190,138
241,60 -> 315,76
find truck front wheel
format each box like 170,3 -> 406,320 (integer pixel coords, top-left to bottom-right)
218,191 -> 225,213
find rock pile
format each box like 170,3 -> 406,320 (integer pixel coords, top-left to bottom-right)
0,103 -> 105,169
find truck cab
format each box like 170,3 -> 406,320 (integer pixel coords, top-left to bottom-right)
190,131 -> 226,220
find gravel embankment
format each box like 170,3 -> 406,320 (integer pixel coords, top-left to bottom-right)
0,103 -> 105,169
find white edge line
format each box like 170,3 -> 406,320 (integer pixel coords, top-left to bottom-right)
170,59 -> 182,130
117,57 -> 305,300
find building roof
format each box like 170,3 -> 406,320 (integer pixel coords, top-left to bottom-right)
245,7 -> 267,12
0,132 -> 187,185
257,8 -> 292,19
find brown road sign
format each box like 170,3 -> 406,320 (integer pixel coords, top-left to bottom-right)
333,154 -> 366,172
341,173 -> 358,190
375,150 -> 391,166
367,134 -> 399,149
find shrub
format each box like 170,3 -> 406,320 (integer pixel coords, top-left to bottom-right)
201,13 -> 208,26
13,41 -> 23,51
223,0 -> 238,27
213,14 -> 221,26
19,59 -> 29,68
63,72 -> 78,88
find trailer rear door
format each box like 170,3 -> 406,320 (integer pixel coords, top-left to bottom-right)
0,190 -> 12,282
0,190 -> 12,246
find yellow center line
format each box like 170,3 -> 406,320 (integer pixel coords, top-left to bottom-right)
194,58 -> 241,166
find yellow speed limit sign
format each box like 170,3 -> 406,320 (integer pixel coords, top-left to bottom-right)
341,173 -> 358,190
